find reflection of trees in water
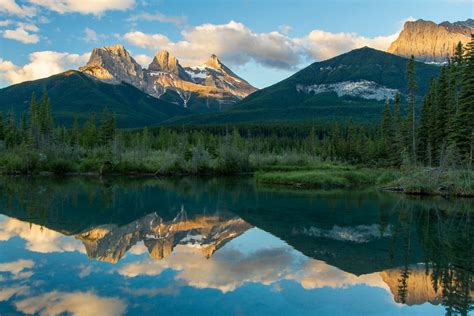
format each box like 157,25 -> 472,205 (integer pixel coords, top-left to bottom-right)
391,198 -> 473,315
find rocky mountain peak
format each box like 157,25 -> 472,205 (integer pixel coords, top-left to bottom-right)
388,19 -> 473,63
79,43 -> 143,85
204,54 -> 223,69
79,44 -> 257,111
148,50 -> 182,74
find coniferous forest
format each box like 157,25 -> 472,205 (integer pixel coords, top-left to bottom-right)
0,36 -> 472,196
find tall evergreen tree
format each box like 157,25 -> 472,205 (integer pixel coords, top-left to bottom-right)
451,34 -> 474,164
5,111 -> 16,148
406,55 -> 417,165
100,107 -> 116,145
0,112 -> 4,142
418,80 -> 436,164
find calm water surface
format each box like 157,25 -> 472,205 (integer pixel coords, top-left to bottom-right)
0,177 -> 472,315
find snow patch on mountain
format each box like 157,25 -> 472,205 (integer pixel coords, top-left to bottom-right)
291,224 -> 392,243
296,80 -> 398,101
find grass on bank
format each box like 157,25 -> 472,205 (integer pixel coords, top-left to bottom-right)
255,164 -> 398,189
255,163 -> 474,196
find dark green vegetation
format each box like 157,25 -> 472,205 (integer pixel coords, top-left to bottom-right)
167,47 -> 441,125
0,39 -> 472,196
0,70 -> 191,128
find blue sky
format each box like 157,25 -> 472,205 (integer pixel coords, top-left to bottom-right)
0,0 -> 472,88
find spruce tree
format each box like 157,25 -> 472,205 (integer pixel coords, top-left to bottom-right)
71,115 -> 80,146
418,80 -> 436,165
100,107 -> 116,145
5,111 -> 16,148
82,113 -> 97,148
451,34 -> 474,164
380,101 -> 393,159
406,55 -> 417,165
0,112 -> 4,142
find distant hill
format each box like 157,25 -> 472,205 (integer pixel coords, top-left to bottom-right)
0,70 -> 191,128
165,47 -> 441,125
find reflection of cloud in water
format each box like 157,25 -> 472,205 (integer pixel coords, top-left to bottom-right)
292,224 -> 392,243
0,216 -> 84,253
288,260 -> 389,291
0,286 -> 29,302
119,242 -> 388,294
0,259 -> 34,280
14,291 -> 126,316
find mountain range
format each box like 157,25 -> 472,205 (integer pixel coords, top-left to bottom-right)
79,44 -> 256,112
1,18 -> 468,127
168,47 -> 441,125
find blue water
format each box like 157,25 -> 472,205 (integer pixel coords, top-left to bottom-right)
0,177 -> 471,315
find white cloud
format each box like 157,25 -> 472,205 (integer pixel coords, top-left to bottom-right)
128,11 -> 187,27
124,20 -> 301,70
82,27 -> 106,43
14,291 -> 127,316
28,0 -> 135,15
123,20 -> 400,70
0,58 -> 16,71
134,54 -> 152,68
0,0 -> 36,17
0,19 -> 13,27
279,24 -> 293,34
0,216 -> 86,252
2,26 -> 40,43
302,30 -> 398,61
17,22 -> 39,32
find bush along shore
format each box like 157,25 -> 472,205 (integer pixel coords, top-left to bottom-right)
0,38 -> 473,197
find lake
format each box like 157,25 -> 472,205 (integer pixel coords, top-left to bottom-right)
0,177 -> 472,315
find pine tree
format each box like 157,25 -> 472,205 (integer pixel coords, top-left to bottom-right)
82,113 -> 97,148
380,101 -> 393,160
5,111 -> 16,148
418,80 -> 436,164
71,115 -> 80,146
451,34 -> 474,164
406,55 -> 417,165
100,107 -> 116,145
391,93 -> 404,166
0,112 -> 4,142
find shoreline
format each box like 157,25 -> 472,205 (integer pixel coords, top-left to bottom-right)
1,169 -> 472,198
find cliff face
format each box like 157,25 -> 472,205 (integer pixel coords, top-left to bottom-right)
80,45 -> 257,110
79,44 -> 144,86
388,19 -> 473,63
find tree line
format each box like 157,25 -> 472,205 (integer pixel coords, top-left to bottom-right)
0,36 -> 472,174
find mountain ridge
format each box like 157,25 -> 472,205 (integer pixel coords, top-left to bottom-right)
80,44 -> 257,112
166,47 -> 441,125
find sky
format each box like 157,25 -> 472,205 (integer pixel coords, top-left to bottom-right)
0,0 -> 472,89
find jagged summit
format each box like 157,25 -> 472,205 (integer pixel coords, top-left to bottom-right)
79,44 -> 257,111
148,50 -> 182,74
79,43 -> 143,86
204,54 -> 223,69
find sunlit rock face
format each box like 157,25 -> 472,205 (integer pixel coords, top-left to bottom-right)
388,19 -> 473,63
79,44 -> 145,86
75,212 -> 252,263
80,45 -> 257,109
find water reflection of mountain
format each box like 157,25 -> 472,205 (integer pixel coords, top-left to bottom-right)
0,177 -> 472,314
77,210 -> 251,263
